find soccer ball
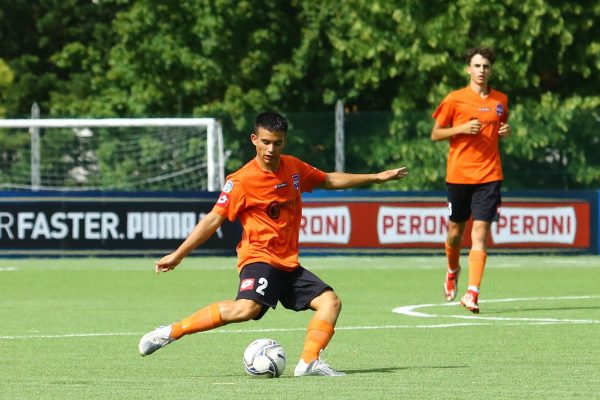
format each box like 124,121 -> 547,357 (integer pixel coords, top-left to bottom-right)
243,338 -> 286,378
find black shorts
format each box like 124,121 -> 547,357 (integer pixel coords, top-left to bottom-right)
447,181 -> 502,223
235,263 -> 332,320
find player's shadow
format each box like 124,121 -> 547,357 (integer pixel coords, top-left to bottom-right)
344,365 -> 467,375
488,305 -> 600,315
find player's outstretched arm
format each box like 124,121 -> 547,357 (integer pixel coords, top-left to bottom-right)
155,211 -> 226,274
321,167 -> 408,190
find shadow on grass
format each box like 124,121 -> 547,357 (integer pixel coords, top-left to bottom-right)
344,365 -> 467,375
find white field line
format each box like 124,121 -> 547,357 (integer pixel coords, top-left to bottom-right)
392,295 -> 600,324
1,320 -> 595,341
0,332 -> 142,339
2,255 -> 599,272
2,295 -> 599,340
0,324 -> 506,340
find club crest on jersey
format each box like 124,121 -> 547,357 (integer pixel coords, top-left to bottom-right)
292,174 -> 300,190
240,278 -> 255,291
496,104 -> 505,117
222,180 -> 234,193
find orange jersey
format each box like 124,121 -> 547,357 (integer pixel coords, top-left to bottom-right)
432,86 -> 509,184
212,155 -> 326,272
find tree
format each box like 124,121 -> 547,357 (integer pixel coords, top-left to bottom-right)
0,0 -> 124,117
0,56 -> 29,185
0,58 -> 13,116
1,0 -> 598,190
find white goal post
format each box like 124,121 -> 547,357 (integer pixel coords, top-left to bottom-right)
0,118 -> 225,192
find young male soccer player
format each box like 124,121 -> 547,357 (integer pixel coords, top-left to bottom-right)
139,112 -> 408,376
431,46 -> 511,313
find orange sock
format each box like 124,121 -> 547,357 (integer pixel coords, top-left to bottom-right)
300,319 -> 335,363
467,250 -> 487,289
445,242 -> 461,272
169,303 -> 224,340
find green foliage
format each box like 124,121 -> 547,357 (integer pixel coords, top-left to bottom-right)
0,0 -> 598,189
0,58 -> 19,183
0,58 -> 13,117
505,94 -> 600,189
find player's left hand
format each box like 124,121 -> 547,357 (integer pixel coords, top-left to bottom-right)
377,166 -> 409,182
499,122 -> 512,138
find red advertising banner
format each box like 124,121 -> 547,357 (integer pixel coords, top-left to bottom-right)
300,200 -> 590,250
1,191 -> 594,256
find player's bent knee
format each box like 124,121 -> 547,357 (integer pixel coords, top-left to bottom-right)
331,294 -> 342,313
228,299 -> 263,322
317,290 -> 342,313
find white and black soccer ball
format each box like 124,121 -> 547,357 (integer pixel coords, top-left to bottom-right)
243,338 -> 286,378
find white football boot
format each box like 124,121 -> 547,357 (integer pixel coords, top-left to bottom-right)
138,326 -> 174,356
294,351 -> 345,377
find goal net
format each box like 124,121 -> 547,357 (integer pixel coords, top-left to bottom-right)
0,118 -> 225,192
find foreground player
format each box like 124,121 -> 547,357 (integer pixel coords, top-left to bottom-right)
431,46 -> 511,313
139,112 -> 408,376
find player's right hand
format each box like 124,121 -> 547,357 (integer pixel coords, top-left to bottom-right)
154,253 -> 181,274
464,119 -> 481,135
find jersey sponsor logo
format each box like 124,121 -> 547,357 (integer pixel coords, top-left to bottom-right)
266,196 -> 299,220
267,201 -> 281,219
222,180 -> 234,193
216,193 -> 229,207
496,103 -> 505,117
240,278 -> 255,291
275,182 -> 288,189
292,174 -> 300,190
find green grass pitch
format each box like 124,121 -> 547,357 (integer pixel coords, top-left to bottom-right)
1,255 -> 599,399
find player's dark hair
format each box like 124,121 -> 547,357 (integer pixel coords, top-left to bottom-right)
465,46 -> 496,65
254,112 -> 288,134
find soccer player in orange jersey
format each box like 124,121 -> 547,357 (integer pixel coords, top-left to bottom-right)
431,46 -> 512,313
139,112 -> 408,376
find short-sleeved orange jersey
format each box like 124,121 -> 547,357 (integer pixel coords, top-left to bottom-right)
212,155 -> 326,272
432,86 -> 509,184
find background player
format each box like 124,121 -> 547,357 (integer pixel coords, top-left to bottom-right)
139,112 -> 408,376
431,46 -> 511,313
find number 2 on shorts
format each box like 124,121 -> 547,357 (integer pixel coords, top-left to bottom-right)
256,277 -> 268,295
